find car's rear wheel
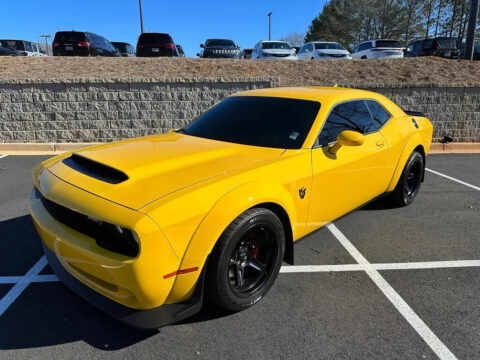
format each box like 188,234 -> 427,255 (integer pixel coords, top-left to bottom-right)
206,208 -> 285,312
389,151 -> 424,207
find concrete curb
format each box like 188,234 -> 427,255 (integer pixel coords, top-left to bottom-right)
1,142 -> 479,155
0,143 -> 99,155
429,142 -> 480,154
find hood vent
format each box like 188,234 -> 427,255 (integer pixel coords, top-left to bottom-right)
62,154 -> 129,184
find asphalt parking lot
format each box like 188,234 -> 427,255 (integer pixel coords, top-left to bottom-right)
0,153 -> 479,360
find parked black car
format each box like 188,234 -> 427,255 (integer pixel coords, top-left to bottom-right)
459,43 -> 480,60
111,42 -> 136,57
0,46 -> 20,56
136,33 -> 179,57
405,37 -> 459,59
53,31 -> 120,57
176,44 -> 185,57
198,39 -> 241,59
242,48 -> 253,59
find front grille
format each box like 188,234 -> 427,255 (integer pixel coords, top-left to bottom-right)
329,54 -> 345,57
270,53 -> 290,57
36,188 -> 139,257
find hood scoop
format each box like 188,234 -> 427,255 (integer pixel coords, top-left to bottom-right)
62,154 -> 129,184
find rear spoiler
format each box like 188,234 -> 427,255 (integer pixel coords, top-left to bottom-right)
403,110 -> 426,117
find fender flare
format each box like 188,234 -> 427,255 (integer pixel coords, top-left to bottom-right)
182,181 -> 298,263
386,133 -> 426,192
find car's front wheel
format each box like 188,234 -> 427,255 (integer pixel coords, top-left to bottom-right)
206,208 -> 285,312
389,150 -> 424,207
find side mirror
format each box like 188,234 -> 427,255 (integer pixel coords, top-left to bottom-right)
329,130 -> 364,154
200,44 -> 204,48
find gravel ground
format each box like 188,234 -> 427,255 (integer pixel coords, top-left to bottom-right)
0,57 -> 479,87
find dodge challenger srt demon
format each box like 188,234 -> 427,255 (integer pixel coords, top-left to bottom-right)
29,87 -> 433,329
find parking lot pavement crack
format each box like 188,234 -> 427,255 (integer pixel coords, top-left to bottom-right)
327,223 -> 458,360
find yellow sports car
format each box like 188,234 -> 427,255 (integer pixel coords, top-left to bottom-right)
29,87 -> 433,329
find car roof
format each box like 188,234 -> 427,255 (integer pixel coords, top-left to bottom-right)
234,87 -> 379,102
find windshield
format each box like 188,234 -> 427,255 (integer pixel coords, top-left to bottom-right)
138,33 -> 172,44
183,96 -> 320,149
375,40 -> 401,48
54,32 -> 86,43
206,39 -> 235,47
261,42 -> 291,50
315,42 -> 345,50
435,37 -> 457,49
112,42 -> 127,52
0,40 -> 24,51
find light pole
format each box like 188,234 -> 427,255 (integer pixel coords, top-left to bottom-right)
464,0 -> 479,60
139,0 -> 144,34
40,34 -> 51,55
267,12 -> 272,40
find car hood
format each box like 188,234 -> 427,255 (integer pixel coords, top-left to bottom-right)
317,49 -> 349,55
262,49 -> 295,55
205,46 -> 238,50
46,132 -> 284,210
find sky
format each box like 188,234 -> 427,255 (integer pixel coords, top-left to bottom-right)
0,0 -> 326,57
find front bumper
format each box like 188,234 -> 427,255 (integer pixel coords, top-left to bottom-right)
43,242 -> 205,329
29,168 -> 206,325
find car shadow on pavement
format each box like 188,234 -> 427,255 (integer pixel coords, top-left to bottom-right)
0,215 -> 229,351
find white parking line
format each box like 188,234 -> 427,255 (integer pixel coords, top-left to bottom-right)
0,274 -> 58,284
426,168 -> 480,191
0,256 -> 47,316
280,260 -> 480,273
0,154 -> 8,159
327,223 -> 457,360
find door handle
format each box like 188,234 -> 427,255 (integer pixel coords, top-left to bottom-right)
376,140 -> 384,147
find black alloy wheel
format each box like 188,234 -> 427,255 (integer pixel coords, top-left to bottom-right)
389,150 -> 424,207
206,208 -> 285,311
228,224 -> 277,296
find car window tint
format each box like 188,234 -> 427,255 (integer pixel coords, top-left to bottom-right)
318,100 -> 374,146
184,96 -> 320,149
25,42 -> 33,52
365,100 -> 391,128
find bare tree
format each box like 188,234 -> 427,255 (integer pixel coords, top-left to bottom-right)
279,32 -> 306,47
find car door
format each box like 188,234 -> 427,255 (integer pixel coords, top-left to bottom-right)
306,99 -> 389,232
298,45 -> 306,59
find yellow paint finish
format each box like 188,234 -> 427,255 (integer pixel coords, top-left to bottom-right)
30,86 -> 433,310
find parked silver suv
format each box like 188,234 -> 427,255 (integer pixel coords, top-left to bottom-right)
252,41 -> 297,60
351,39 -> 403,59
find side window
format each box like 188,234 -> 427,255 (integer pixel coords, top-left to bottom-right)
25,41 -> 33,52
423,39 -> 433,50
318,100 -> 375,146
308,43 -> 314,51
365,100 -> 391,129
365,42 -> 372,50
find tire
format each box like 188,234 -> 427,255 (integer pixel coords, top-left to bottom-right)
206,208 -> 285,312
361,55 -> 367,59
388,151 -> 424,207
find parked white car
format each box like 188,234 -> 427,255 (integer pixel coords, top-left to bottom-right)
252,41 -> 297,60
298,41 -> 351,60
0,39 -> 47,56
351,39 -> 403,59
